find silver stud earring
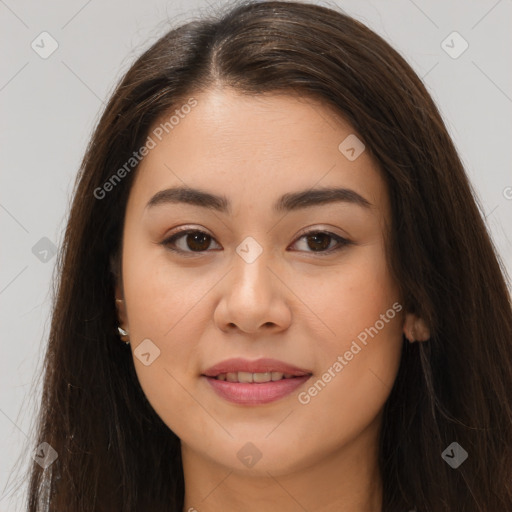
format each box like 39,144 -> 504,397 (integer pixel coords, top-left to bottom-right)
115,299 -> 130,344
117,326 -> 130,345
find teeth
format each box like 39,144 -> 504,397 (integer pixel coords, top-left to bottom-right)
237,371 -> 253,383
214,371 -> 295,382
253,372 -> 272,383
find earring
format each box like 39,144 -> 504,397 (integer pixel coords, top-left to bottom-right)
117,326 -> 130,345
115,298 -> 130,344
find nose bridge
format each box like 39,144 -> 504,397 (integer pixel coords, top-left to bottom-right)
231,236 -> 273,301
214,232 -> 293,334
222,235 -> 282,328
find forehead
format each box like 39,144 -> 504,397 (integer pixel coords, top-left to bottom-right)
128,88 -> 389,218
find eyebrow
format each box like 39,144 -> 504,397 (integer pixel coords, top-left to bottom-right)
145,185 -> 372,214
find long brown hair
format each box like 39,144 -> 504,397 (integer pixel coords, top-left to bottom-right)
23,1 -> 512,510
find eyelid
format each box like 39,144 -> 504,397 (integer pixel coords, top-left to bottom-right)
289,229 -> 352,256
160,225 -> 352,256
160,226 -> 220,256
293,224 -> 351,243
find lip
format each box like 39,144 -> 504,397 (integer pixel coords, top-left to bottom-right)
202,358 -> 312,405
202,357 -> 311,377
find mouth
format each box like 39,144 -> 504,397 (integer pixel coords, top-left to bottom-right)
211,371 -> 301,382
202,358 -> 312,405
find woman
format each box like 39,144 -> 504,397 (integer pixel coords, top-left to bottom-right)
26,1 -> 512,510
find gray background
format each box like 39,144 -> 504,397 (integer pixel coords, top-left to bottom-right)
1,0 -> 511,509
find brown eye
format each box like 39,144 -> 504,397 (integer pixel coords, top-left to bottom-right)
183,231 -> 211,251
291,230 -> 351,255
305,232 -> 332,251
162,228 -> 351,256
162,229 -> 221,254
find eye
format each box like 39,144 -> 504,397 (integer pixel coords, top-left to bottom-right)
161,229 -> 221,254
290,230 -> 352,255
161,228 -> 352,256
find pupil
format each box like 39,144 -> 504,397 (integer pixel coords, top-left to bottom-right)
187,232 -> 210,251
308,233 -> 330,251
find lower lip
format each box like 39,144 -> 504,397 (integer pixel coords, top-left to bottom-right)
203,375 -> 311,405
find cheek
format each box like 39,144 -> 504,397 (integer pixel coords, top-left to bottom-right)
311,243 -> 401,345
122,255 -> 222,444
121,243 -> 211,415
122,239 -> 210,340
296,244 -> 403,426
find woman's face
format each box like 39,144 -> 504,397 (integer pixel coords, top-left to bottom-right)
116,88 -> 406,476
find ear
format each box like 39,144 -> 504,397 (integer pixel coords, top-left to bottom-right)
110,252 -> 127,326
403,312 -> 430,342
114,283 -> 128,327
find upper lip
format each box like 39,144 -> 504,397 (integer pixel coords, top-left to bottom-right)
202,358 -> 312,377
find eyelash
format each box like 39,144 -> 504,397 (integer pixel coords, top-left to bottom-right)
160,228 -> 352,257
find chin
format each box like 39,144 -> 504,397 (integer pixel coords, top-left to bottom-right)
194,432 -> 318,477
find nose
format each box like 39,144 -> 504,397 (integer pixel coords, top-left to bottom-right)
213,246 -> 292,334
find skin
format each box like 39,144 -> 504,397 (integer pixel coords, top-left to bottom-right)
115,88 -> 429,512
